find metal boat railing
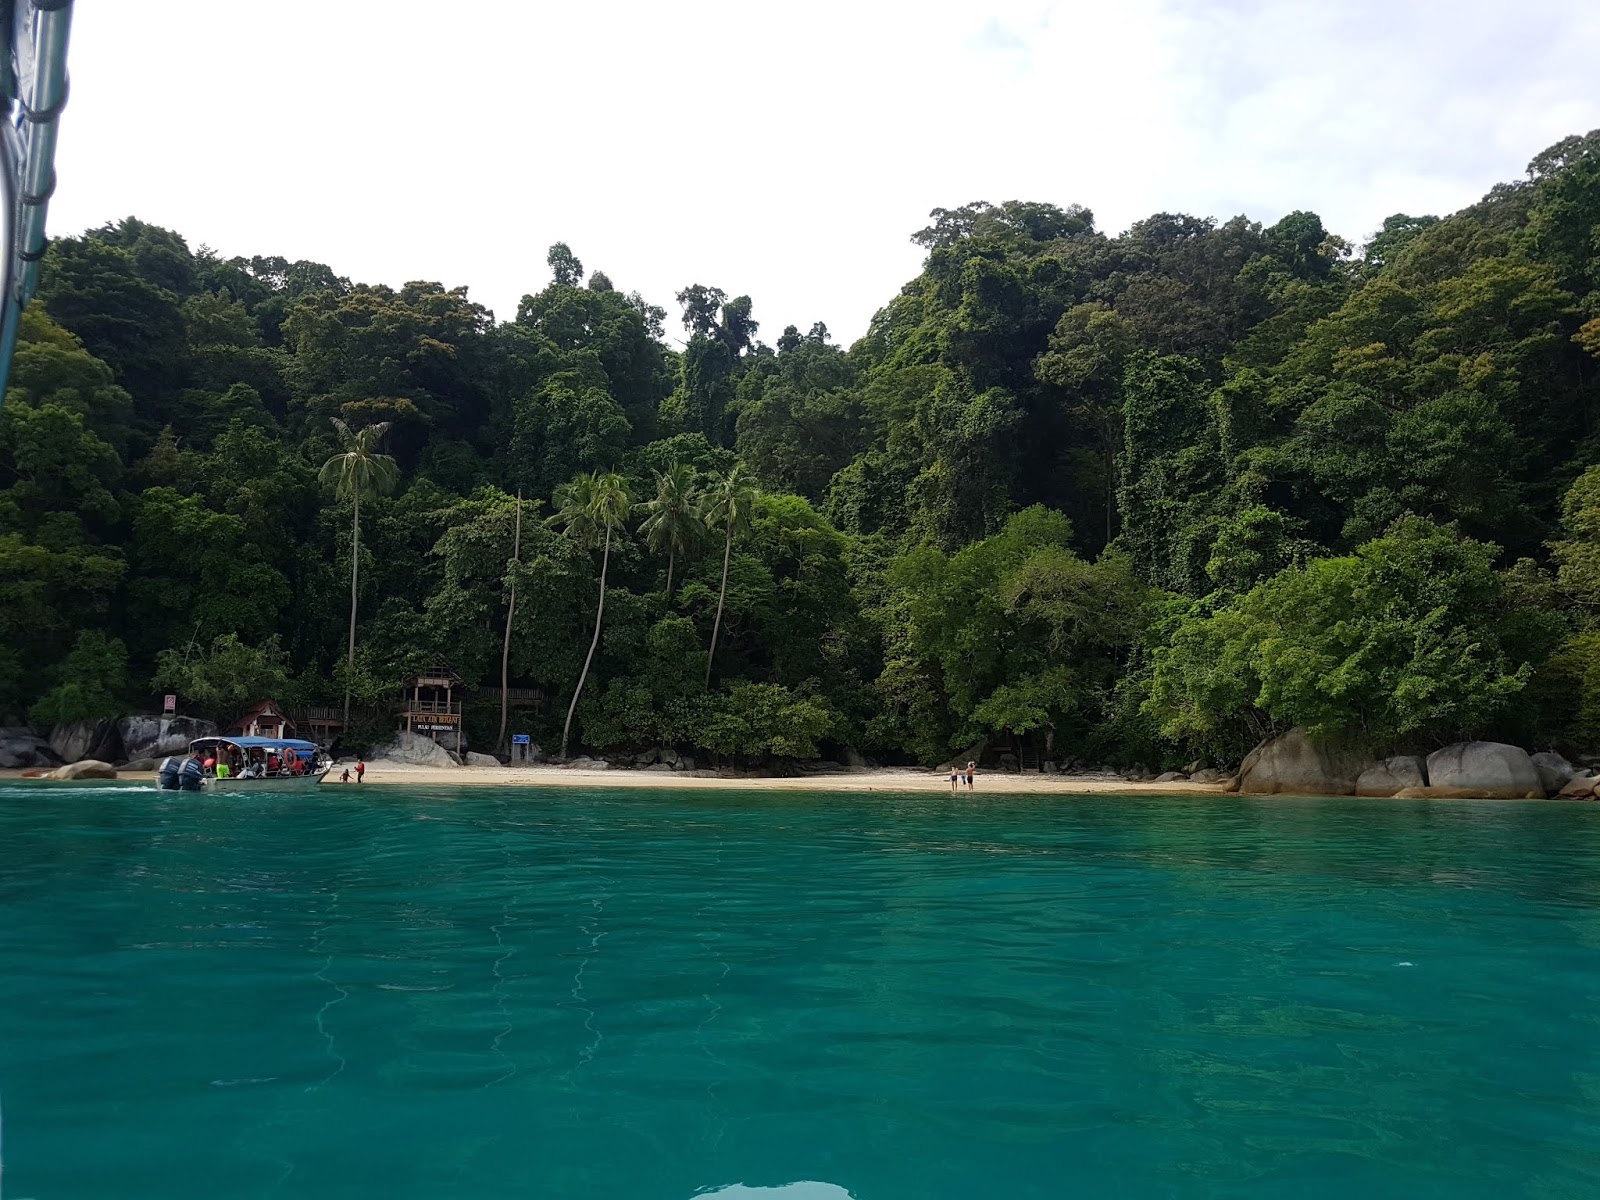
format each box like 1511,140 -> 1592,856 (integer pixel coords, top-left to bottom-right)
0,0 -> 74,403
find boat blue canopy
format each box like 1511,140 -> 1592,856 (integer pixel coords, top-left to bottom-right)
194,735 -> 319,753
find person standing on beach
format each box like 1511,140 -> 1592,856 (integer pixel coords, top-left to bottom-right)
356,760 -> 365,783
949,763 -> 960,794
965,761 -> 976,791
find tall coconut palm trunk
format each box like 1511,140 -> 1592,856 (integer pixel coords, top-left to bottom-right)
705,518 -> 733,687
345,494 -> 359,723
561,524 -> 610,760
319,418 -> 399,730
498,491 -> 523,753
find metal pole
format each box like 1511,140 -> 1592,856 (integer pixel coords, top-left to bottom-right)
0,2 -> 74,405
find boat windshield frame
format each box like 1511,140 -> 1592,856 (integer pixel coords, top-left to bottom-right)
189,736 -> 321,756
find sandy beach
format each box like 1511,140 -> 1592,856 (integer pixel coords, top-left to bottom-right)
303,763 -> 1226,795
2,762 -> 1226,795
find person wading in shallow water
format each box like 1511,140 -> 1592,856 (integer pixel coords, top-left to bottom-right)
949,763 -> 961,794
965,761 -> 976,791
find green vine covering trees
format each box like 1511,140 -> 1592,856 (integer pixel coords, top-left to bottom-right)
8,131 -> 1600,766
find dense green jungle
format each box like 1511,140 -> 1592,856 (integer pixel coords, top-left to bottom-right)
10,130 -> 1600,768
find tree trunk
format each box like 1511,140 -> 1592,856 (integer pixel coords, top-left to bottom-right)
561,524 -> 609,760
1105,444 -> 1114,547
665,550 -> 675,600
498,491 -> 523,753
344,494 -> 359,724
705,519 -> 733,687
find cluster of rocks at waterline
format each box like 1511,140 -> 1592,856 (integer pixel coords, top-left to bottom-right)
368,734 -> 464,768
0,727 -> 61,768
4,715 -> 223,773
1210,727 -> 1595,799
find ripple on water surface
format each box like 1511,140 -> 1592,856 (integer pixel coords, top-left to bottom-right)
2,784 -> 1600,1199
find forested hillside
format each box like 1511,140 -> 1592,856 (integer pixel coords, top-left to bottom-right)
9,131 -> 1600,766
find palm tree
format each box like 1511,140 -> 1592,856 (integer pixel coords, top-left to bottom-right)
698,462 -> 758,687
497,490 -> 523,754
636,463 -> 702,598
318,419 -> 399,723
549,470 -> 631,759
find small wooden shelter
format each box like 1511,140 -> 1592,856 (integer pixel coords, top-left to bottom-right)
230,699 -> 294,740
400,665 -> 466,751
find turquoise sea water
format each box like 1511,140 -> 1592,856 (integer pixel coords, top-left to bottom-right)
3,784 -> 1600,1199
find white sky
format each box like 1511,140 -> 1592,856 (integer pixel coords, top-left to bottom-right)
48,0 -> 1600,344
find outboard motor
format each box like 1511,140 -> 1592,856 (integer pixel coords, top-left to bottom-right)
157,756 -> 182,791
179,755 -> 205,792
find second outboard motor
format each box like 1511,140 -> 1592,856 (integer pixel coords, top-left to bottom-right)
157,756 -> 181,791
179,755 -> 205,791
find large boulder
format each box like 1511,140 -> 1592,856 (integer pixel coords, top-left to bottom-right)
1557,774 -> 1598,799
464,751 -> 503,769
0,728 -> 62,768
1355,755 -> 1428,798
47,760 -> 117,781
1425,742 -> 1543,799
370,734 -> 458,768
1239,727 -> 1367,796
1394,785 -> 1509,799
48,719 -> 122,765
116,715 -> 218,763
1530,751 -> 1575,795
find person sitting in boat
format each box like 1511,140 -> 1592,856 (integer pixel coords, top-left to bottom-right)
267,751 -> 280,773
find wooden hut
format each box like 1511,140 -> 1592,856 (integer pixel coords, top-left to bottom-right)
400,666 -> 466,752
230,699 -> 294,740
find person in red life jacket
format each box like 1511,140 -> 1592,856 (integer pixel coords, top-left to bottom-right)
356,760 -> 366,783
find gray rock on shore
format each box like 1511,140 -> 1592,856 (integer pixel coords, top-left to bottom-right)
371,734 -> 458,767
0,727 -> 61,769
1530,751 -> 1576,795
1426,742 -> 1544,799
1558,773 -> 1599,799
1355,755 -> 1427,797
116,715 -> 218,763
47,760 -> 117,780
48,719 -> 122,764
1239,727 -> 1366,795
